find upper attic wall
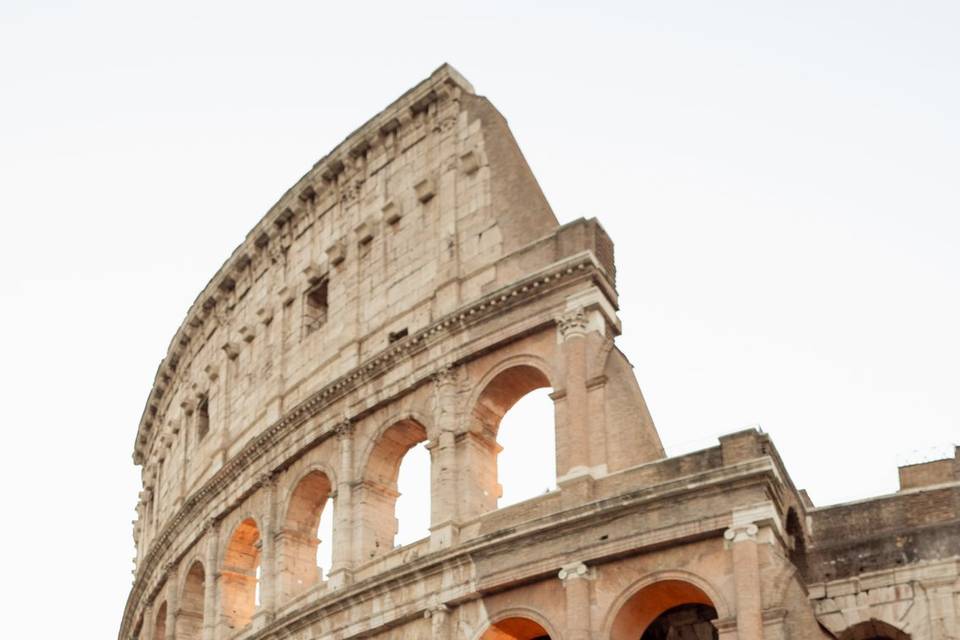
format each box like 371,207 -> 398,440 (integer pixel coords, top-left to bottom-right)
132,65 -> 560,468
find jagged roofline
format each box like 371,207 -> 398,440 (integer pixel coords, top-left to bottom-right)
132,63 -> 475,464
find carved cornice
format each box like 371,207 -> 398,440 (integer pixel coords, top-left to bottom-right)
120,252 -> 608,638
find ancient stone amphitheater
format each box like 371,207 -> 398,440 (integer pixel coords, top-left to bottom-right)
121,65 -> 960,640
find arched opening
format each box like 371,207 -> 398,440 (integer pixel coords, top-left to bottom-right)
176,561 -> 205,640
154,601 -> 167,640
221,518 -> 260,630
497,387 -> 556,507
359,419 -> 429,558
610,579 -> 718,640
473,364 -> 554,512
278,470 -> 334,601
395,440 -> 430,546
480,616 -> 552,639
838,619 -> 912,640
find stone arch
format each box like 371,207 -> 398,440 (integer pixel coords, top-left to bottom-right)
221,517 -> 261,630
474,606 -> 561,640
153,600 -> 167,640
463,356 -> 555,515
176,560 -> 205,640
838,619 -> 911,640
357,417 -> 429,558
466,355 -> 555,437
605,572 -> 730,640
278,468 -> 334,600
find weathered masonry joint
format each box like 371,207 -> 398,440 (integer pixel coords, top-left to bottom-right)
120,65 -> 960,640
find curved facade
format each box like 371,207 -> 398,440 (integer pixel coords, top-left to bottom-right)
121,65 -> 960,640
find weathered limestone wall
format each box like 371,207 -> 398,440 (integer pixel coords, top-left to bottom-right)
121,66 -> 959,640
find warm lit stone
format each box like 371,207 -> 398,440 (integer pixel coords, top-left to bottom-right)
120,64 -> 960,640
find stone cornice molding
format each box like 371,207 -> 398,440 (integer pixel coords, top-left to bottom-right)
120,253 -> 611,638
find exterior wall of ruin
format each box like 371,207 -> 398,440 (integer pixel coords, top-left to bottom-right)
121,65 -> 959,640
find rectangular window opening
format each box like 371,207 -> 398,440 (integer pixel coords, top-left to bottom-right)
304,279 -> 329,334
196,396 -> 210,442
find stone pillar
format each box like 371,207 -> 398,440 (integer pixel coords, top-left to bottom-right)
557,309 -> 591,481
203,521 -> 219,640
559,561 -> 593,640
725,523 -> 764,640
256,475 -> 277,624
457,430 -> 501,520
426,603 -> 451,639
164,566 -> 178,640
354,481 -> 400,561
330,419 -> 355,587
431,366 -> 460,549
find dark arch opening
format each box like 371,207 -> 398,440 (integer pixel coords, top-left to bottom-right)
610,579 -> 718,640
838,619 -> 911,640
641,604 -> 718,640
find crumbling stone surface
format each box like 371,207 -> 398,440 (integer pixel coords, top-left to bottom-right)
120,65 -> 959,640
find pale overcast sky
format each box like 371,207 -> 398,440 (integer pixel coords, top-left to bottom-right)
1,2 -> 958,638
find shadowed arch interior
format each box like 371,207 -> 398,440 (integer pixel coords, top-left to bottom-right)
610,579 -> 717,640
176,561 -> 205,640
481,616 -> 552,639
279,470 -> 333,600
221,518 -> 260,630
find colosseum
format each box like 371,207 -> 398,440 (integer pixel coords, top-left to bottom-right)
120,64 -> 960,640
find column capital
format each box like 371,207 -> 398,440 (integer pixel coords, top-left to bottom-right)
556,308 -> 589,341
558,561 -> 593,582
334,418 -> 354,439
423,603 -> 450,619
204,517 -> 220,534
432,363 -> 457,388
724,522 -> 759,543
255,472 -> 276,490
